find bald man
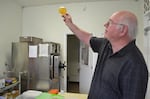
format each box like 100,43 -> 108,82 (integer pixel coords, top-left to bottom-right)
62,11 -> 148,99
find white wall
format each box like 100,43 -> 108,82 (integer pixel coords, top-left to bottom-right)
0,0 -> 22,76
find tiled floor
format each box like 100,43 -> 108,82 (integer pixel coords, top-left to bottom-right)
67,82 -> 79,93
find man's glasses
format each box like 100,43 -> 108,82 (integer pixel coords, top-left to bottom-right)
106,19 -> 125,27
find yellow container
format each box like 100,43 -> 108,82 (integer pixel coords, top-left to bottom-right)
58,7 -> 67,15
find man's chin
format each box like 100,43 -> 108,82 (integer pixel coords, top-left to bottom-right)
104,35 -> 109,41
104,35 -> 107,38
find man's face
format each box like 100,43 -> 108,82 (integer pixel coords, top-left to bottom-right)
104,14 -> 124,42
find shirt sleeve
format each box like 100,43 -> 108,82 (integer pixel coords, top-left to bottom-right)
119,62 -> 148,99
90,37 -> 108,53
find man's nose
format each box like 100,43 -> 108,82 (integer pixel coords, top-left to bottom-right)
104,22 -> 108,27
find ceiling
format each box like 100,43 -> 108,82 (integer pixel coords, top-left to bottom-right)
14,0 -> 121,7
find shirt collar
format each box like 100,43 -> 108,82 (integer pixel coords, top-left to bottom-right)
110,40 -> 136,57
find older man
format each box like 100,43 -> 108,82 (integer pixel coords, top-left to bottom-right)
62,11 -> 148,99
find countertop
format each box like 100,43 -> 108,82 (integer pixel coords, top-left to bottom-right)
16,90 -> 88,99
59,92 -> 88,99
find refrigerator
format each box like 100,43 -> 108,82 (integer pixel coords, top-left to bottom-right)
12,37 -> 61,93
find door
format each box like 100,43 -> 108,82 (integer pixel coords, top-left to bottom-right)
79,42 -> 93,94
67,35 -> 80,93
66,34 -> 93,93
67,35 -> 80,82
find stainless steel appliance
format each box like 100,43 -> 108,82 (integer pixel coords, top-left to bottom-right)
12,37 -> 61,93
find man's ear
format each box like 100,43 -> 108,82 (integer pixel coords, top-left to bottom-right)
120,25 -> 128,36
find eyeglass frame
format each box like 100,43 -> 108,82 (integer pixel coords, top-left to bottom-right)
105,19 -> 125,27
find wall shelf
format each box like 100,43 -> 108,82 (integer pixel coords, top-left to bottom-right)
0,81 -> 19,93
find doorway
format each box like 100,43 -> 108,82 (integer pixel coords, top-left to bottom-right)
67,34 -> 80,93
